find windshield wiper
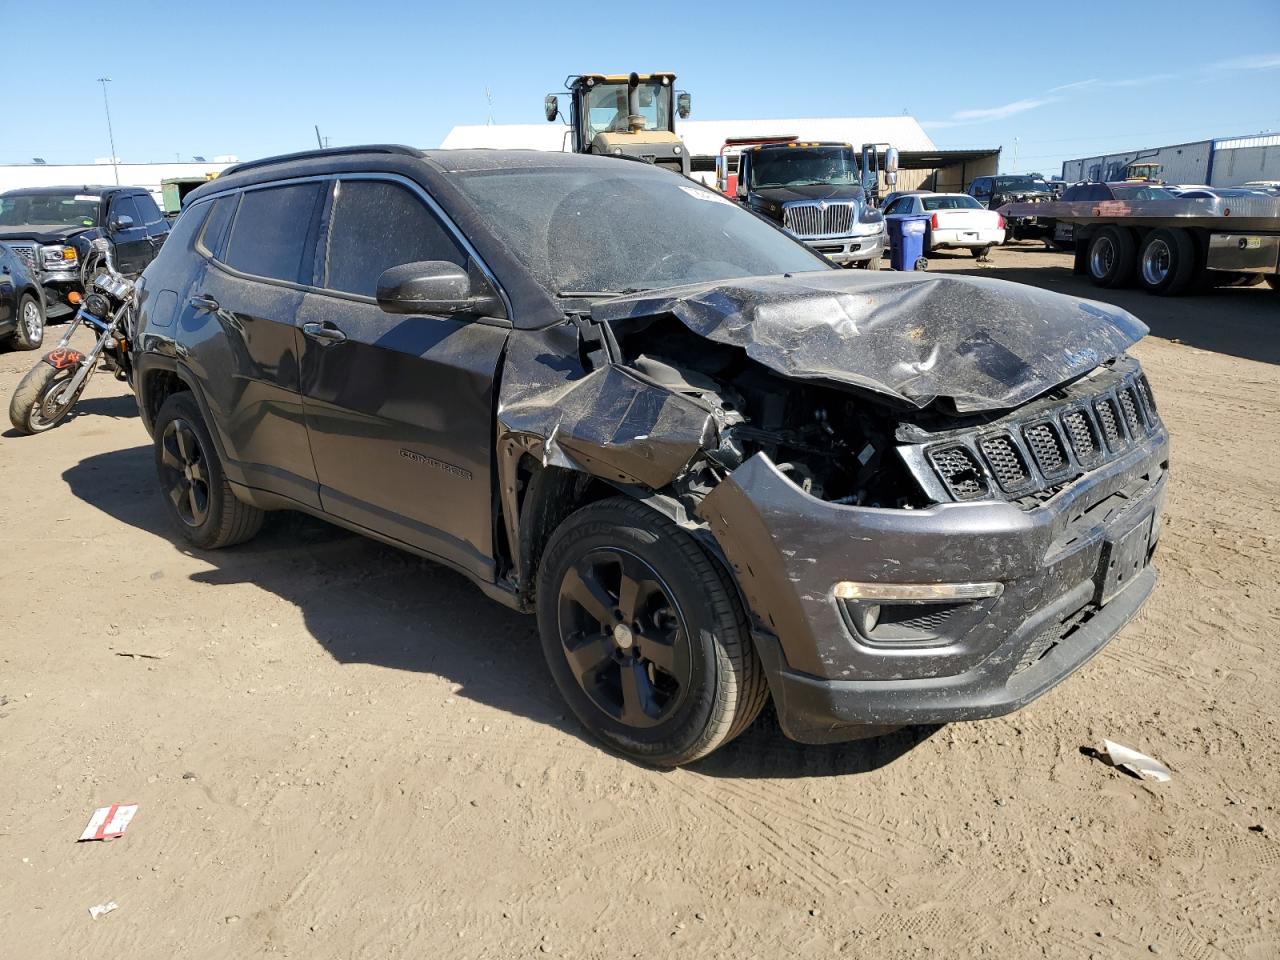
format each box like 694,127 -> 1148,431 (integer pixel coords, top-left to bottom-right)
555,286 -> 652,299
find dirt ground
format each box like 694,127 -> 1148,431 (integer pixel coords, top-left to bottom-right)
1,246 -> 1277,959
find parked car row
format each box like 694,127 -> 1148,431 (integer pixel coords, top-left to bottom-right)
0,185 -> 171,332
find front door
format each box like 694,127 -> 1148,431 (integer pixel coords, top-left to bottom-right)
297,177 -> 508,579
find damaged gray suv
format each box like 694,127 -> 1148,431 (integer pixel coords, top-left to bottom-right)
131,146 -> 1168,765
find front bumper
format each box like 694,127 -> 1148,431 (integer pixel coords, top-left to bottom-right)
797,229 -> 886,265
698,427 -> 1168,743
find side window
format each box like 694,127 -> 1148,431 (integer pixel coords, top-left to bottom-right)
223,182 -> 324,283
157,200 -> 210,255
134,192 -> 164,225
198,194 -> 238,259
111,195 -> 140,227
323,179 -> 465,298
884,197 -> 906,215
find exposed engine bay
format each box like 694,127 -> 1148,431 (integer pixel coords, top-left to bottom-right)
613,315 -> 926,508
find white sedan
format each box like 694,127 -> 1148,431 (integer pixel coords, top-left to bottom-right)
882,192 -> 1005,256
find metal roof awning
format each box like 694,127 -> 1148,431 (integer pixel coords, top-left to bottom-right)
893,148 -> 1002,169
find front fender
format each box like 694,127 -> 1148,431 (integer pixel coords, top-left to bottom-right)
43,347 -> 85,370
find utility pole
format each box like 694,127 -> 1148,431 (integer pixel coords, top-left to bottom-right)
98,77 -> 119,184
485,86 -> 494,126
314,125 -> 331,149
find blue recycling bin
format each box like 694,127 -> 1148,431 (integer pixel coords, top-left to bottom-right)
887,214 -> 930,271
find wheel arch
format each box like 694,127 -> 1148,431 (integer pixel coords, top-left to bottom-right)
503,454 -> 755,635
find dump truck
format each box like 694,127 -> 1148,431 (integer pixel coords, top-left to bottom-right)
544,72 -> 691,176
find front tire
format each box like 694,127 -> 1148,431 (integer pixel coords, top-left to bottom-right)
11,294 -> 45,350
536,497 -> 768,766
856,254 -> 882,270
8,362 -> 85,434
152,392 -> 264,549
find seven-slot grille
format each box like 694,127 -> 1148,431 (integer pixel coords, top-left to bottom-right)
782,201 -> 856,238
6,242 -> 37,273
1022,422 -> 1068,476
978,435 -> 1030,491
929,446 -> 988,500
924,371 -> 1161,506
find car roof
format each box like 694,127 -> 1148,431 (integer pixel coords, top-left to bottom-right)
0,185 -> 127,197
189,143 -> 685,204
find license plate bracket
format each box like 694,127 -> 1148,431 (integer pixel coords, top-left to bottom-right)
1098,511 -> 1154,605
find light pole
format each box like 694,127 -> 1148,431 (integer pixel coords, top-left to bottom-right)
97,77 -> 119,185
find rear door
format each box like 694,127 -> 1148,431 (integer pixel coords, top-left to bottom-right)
107,194 -> 152,275
185,181 -> 326,507
297,176 -> 509,579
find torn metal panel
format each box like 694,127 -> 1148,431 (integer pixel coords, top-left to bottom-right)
592,271 -> 1148,414
497,327 -> 716,489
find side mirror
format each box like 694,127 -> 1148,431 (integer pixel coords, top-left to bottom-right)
884,147 -> 900,175
110,214 -> 134,232
376,261 -> 502,317
676,92 -> 691,119
544,94 -> 559,122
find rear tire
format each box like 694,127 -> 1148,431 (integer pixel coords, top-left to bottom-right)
536,497 -> 768,766
152,392 -> 264,549
10,294 -> 45,350
1087,226 -> 1136,288
1136,228 -> 1197,296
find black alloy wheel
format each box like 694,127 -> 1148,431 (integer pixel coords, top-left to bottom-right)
557,548 -> 692,729
158,417 -> 212,528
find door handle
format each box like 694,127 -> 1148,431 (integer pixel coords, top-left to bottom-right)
302,321 -> 347,343
188,294 -> 219,312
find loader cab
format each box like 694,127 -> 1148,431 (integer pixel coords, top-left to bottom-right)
544,72 -> 692,176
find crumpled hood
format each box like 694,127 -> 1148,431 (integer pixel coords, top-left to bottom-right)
0,225 -> 90,244
591,270 -> 1147,414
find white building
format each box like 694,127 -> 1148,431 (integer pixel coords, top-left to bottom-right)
0,159 -> 238,203
1061,133 -> 1280,187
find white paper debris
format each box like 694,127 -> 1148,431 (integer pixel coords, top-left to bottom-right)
88,901 -> 119,919
79,803 -> 139,841
1103,740 -> 1172,782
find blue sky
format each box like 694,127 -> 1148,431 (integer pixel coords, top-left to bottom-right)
4,0 -> 1278,176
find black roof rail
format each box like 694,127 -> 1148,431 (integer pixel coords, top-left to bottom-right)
219,144 -> 423,178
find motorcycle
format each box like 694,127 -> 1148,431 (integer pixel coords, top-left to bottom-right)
8,238 -> 136,434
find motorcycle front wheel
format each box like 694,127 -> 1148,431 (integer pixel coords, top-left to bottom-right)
8,363 -> 88,434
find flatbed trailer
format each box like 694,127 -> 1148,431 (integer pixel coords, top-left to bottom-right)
999,194 -> 1280,296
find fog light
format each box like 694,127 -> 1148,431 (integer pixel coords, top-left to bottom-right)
833,581 -> 1004,601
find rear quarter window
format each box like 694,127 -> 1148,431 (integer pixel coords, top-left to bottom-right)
223,182 -> 325,284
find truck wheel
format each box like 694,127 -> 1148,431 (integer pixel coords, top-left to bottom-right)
856,255 -> 881,271
536,497 -> 768,767
1137,228 -> 1197,296
10,294 -> 45,350
1087,226 -> 1136,288
152,392 -> 264,549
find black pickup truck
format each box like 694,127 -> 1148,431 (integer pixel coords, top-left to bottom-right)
0,186 -> 169,319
